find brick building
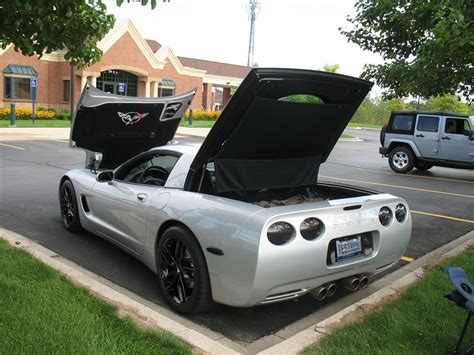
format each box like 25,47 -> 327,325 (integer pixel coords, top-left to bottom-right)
0,19 -> 251,111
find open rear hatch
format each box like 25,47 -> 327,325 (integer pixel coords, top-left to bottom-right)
71,84 -> 195,169
185,68 -> 373,193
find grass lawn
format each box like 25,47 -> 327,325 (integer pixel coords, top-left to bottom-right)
180,120 -> 216,128
0,239 -> 190,354
304,249 -> 474,355
0,119 -> 71,127
348,122 -> 383,129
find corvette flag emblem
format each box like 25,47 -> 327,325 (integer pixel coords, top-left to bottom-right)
117,112 -> 149,125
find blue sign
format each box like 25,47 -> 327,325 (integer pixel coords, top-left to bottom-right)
30,76 -> 37,88
118,82 -> 125,93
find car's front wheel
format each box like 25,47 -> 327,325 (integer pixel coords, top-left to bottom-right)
59,179 -> 83,232
156,225 -> 213,314
389,146 -> 414,173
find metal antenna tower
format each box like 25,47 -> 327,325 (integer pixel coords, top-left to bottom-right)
246,0 -> 260,67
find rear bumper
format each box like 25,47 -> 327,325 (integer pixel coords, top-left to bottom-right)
210,197 -> 412,307
379,147 -> 389,155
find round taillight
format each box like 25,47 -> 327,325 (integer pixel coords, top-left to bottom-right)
379,207 -> 393,226
267,222 -> 295,245
395,204 -> 407,222
300,217 -> 325,240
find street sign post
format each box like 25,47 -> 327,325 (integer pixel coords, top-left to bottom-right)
30,76 -> 37,125
10,78 -> 15,127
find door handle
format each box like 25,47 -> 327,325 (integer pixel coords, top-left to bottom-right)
441,136 -> 451,140
416,134 -> 424,138
137,193 -> 148,202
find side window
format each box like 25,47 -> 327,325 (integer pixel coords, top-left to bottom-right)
390,115 -> 414,134
464,120 -> 472,134
417,115 -> 439,132
445,118 -> 466,135
116,153 -> 179,186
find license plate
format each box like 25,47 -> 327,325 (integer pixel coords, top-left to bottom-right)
336,237 -> 362,260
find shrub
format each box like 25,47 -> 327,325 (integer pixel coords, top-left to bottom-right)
55,110 -> 71,120
184,110 -> 220,121
0,107 -> 55,120
37,107 -> 57,113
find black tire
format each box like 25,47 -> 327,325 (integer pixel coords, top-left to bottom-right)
156,225 -> 213,314
414,161 -> 433,171
380,124 -> 387,146
388,146 -> 414,173
59,179 -> 83,232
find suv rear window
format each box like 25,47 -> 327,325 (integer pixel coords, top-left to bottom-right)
417,115 -> 439,132
390,115 -> 414,134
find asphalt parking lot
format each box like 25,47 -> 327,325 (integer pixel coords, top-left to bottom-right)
0,128 -> 473,344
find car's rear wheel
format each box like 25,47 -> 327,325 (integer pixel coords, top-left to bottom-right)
389,146 -> 414,173
414,161 -> 433,171
59,179 -> 83,232
156,225 -> 212,314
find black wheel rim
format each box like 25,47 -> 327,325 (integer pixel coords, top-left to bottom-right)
60,185 -> 75,227
159,237 -> 195,304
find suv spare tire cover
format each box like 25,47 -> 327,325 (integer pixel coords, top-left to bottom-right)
380,124 -> 387,146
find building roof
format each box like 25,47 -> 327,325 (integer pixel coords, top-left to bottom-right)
178,56 -> 251,78
145,39 -> 162,53
3,64 -> 37,76
145,37 -> 250,79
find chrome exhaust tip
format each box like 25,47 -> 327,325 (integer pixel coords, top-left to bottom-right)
310,286 -> 328,301
342,276 -> 360,291
359,276 -> 369,289
327,283 -> 337,298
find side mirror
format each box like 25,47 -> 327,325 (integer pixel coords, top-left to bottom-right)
96,170 -> 114,183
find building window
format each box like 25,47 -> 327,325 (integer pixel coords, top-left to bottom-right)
3,77 -> 31,100
158,79 -> 175,97
63,80 -> 70,102
96,70 -> 138,96
2,64 -> 37,100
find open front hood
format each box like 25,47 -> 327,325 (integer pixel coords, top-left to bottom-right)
186,68 -> 372,193
71,84 -> 195,169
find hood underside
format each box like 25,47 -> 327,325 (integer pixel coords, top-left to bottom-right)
71,84 -> 195,169
185,68 -> 373,193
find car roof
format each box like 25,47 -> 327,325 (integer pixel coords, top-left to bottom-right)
391,110 -> 468,118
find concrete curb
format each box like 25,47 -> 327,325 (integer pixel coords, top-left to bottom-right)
259,230 -> 474,355
0,227 -> 239,354
2,227 -> 471,354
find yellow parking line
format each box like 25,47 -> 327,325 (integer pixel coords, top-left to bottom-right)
320,175 -> 474,199
411,210 -> 474,224
0,142 -> 25,150
401,256 -> 415,263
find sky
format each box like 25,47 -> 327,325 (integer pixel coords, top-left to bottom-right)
106,0 -> 384,83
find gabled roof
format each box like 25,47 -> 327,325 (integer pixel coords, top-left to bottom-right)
145,39 -> 162,53
178,56 -> 251,78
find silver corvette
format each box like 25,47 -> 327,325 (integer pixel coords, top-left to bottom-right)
59,68 -> 412,314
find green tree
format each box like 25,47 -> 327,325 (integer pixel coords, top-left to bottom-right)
340,1 -> 473,101
384,98 -> 407,112
323,64 -> 340,73
0,0 -> 157,67
425,95 -> 468,114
